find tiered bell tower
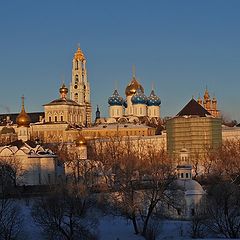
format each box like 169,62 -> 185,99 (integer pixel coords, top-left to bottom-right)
70,46 -> 92,126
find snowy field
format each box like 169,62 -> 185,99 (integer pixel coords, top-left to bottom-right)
16,199 -> 227,240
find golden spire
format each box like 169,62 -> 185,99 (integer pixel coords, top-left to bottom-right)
21,95 -> 24,111
74,44 -> 85,61
204,86 -> 210,100
132,65 -> 136,78
151,82 -> 154,91
16,95 -> 31,127
125,66 -> 144,96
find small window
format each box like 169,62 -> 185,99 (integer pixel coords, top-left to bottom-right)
61,116 -> 63,122
74,93 -> 78,102
186,173 -> 189,178
181,173 -> 184,178
55,116 -> 57,122
49,117 -> 51,122
75,75 -> 79,84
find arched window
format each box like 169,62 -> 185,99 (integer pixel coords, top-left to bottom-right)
75,75 -> 79,84
74,93 -> 78,102
55,116 -> 57,122
61,116 -> 63,122
49,117 -> 51,122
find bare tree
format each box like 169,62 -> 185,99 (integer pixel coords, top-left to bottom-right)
31,185 -> 98,240
0,198 -> 23,240
97,138 -> 176,238
0,157 -> 25,189
137,148 -> 175,238
189,201 -> 208,239
204,182 -> 240,238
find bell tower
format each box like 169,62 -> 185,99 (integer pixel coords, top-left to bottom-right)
70,46 -> 92,126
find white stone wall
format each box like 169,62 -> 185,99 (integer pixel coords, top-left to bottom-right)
109,105 -> 123,118
133,103 -> 147,117
147,105 -> 160,118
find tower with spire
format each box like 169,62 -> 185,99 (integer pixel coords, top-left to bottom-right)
197,88 -> 220,118
69,46 -> 92,126
16,95 -> 31,141
95,105 -> 101,122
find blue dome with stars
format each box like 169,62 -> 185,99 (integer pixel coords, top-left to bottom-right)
147,90 -> 161,106
131,88 -> 148,105
108,90 -> 123,106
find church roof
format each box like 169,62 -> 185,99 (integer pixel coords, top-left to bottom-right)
177,99 -> 211,117
44,98 -> 81,106
0,112 -> 44,125
0,126 -> 16,134
0,139 -> 55,157
175,179 -> 205,195
9,139 -> 37,149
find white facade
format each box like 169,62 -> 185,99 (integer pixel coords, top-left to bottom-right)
147,105 -> 160,118
125,95 -> 134,116
109,105 -> 123,118
44,84 -> 86,126
0,140 -> 63,186
133,103 -> 147,117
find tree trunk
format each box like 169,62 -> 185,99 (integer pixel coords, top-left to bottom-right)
132,216 -> 139,234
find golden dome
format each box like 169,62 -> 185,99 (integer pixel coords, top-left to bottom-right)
204,89 -> 210,100
125,77 -> 144,97
16,96 -> 31,127
212,96 -> 217,102
76,134 -> 87,146
59,83 -> 68,95
197,96 -> 202,104
74,47 -> 85,61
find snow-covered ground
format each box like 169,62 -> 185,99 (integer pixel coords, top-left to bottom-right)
15,199 -> 226,240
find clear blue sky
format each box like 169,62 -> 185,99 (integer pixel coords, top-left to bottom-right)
0,0 -> 240,121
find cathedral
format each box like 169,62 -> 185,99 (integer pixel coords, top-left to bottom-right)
107,70 -> 161,123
